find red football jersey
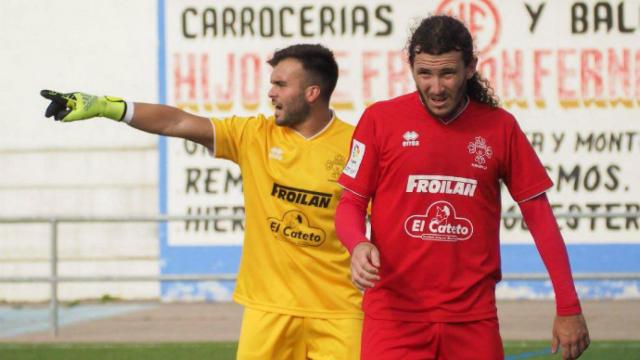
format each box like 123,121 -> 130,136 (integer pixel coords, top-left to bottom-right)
339,92 -> 553,322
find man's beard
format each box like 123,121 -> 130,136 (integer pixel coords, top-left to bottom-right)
277,99 -> 311,127
416,82 -> 467,122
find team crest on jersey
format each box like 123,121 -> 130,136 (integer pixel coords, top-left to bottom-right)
325,154 -> 346,182
268,210 -> 326,247
343,139 -> 365,178
402,131 -> 420,147
269,147 -> 284,161
468,136 -> 493,170
404,201 -> 473,242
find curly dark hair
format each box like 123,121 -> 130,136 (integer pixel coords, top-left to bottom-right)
267,44 -> 338,103
407,15 -> 499,108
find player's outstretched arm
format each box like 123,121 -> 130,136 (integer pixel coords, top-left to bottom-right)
128,103 -> 213,150
40,90 -> 213,150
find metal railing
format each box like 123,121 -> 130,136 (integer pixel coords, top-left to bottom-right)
0,215 -> 241,337
1,212 -> 639,337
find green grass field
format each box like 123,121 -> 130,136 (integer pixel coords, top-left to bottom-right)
0,341 -> 637,359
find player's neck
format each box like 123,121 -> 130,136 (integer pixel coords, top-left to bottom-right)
440,95 -> 469,124
419,93 -> 470,124
291,107 -> 334,139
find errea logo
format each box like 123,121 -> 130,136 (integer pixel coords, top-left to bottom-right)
269,147 -> 284,161
402,131 -> 420,147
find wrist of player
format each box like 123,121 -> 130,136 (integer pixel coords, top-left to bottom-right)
351,240 -> 372,253
99,96 -> 125,121
101,96 -> 134,123
556,302 -> 582,316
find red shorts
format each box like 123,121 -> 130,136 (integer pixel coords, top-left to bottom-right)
361,316 -> 503,360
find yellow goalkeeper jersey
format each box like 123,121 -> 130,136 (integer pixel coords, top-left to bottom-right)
211,113 -> 362,319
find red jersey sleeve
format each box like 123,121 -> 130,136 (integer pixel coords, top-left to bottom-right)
503,120 -> 553,202
335,190 -> 370,253
519,194 -> 582,316
338,108 -> 379,198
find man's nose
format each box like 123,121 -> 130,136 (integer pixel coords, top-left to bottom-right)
430,77 -> 444,94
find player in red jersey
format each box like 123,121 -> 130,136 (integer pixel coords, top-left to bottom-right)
336,15 -> 590,360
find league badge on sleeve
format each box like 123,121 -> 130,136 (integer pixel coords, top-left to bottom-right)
343,139 -> 365,178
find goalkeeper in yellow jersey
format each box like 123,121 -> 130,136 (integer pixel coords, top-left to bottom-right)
41,44 -> 362,359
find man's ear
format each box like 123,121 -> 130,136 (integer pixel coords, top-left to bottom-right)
466,57 -> 478,80
305,85 -> 322,103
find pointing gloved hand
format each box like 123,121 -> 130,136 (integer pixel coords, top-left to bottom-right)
40,89 -> 127,122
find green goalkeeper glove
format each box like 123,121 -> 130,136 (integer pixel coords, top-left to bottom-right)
40,89 -> 127,122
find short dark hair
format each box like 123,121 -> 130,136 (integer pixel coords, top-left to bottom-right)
407,15 -> 499,108
268,44 -> 338,103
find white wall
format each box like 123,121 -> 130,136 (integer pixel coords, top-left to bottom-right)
0,0 -> 160,301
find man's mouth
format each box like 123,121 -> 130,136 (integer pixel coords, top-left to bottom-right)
429,96 -> 447,107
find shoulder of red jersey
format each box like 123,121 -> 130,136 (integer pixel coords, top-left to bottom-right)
367,92 -> 417,112
468,100 -> 517,125
359,92 -> 419,126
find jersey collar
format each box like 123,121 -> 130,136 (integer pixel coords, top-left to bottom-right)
292,110 -> 336,141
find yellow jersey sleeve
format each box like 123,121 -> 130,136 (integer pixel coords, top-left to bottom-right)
211,114 -> 268,164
